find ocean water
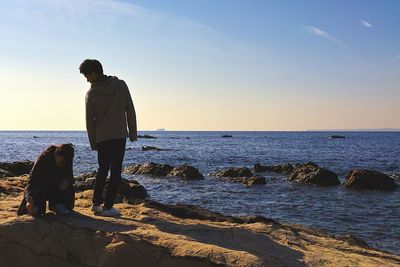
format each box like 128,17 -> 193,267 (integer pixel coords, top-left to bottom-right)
0,130 -> 399,255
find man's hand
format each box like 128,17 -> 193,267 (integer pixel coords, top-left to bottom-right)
129,135 -> 137,142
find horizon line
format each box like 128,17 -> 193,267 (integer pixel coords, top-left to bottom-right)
0,129 -> 399,132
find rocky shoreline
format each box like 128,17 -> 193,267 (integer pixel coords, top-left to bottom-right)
1,174 -> 400,266
0,161 -> 399,266
1,160 -> 398,190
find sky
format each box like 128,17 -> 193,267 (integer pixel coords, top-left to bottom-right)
0,0 -> 399,131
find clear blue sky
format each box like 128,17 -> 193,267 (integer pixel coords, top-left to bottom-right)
0,0 -> 399,130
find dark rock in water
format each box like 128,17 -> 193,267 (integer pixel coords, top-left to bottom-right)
289,162 -> 340,186
124,164 -> 141,174
125,163 -> 203,180
253,163 -> 294,174
209,167 -> 264,185
221,134 -> 232,138
210,167 -> 253,178
344,169 -> 398,190
0,169 -> 15,179
74,172 -> 147,201
138,134 -> 157,139
0,161 -> 34,176
330,135 -> 346,139
124,162 -> 174,176
167,165 -> 204,180
226,176 -> 267,186
142,146 -> 165,151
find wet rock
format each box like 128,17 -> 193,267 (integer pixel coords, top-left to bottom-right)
123,164 -> 141,174
0,169 -> 15,179
330,135 -> 346,139
253,163 -> 294,174
115,179 -> 148,203
209,167 -> 265,185
0,160 -> 34,176
74,172 -> 97,191
74,172 -> 147,201
210,167 -> 253,178
138,134 -> 157,139
167,165 -> 204,180
124,162 -> 174,176
344,169 -> 398,191
289,162 -> 340,186
227,176 -> 267,186
142,146 -> 164,151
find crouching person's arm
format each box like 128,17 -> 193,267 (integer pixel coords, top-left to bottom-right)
18,159 -> 45,216
59,162 -> 75,211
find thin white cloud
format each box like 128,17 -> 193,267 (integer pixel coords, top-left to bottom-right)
361,20 -> 373,28
302,25 -> 344,47
393,55 -> 400,60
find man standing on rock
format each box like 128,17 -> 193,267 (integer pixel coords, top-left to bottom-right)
80,59 -> 137,216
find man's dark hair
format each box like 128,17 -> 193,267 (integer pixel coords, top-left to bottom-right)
79,59 -> 103,75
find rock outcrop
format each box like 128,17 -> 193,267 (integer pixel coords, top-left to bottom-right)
288,162 -> 340,186
0,160 -> 34,177
124,162 -> 203,180
0,169 -> 15,179
330,135 -> 346,139
142,146 -> 165,151
167,165 -> 204,180
1,176 -> 400,267
138,134 -> 157,139
209,167 -> 266,185
344,169 -> 398,190
210,167 -> 253,178
124,162 -> 174,176
226,176 -> 267,186
254,163 -> 294,174
74,172 -> 148,202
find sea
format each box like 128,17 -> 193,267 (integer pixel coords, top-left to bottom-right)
0,130 -> 399,255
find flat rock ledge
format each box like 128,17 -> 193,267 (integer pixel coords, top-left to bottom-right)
1,176 -> 400,267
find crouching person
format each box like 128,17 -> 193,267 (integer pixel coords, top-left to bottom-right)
17,144 -> 75,217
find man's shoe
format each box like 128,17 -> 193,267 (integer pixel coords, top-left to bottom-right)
99,207 -> 120,217
50,204 -> 70,215
91,204 -> 103,213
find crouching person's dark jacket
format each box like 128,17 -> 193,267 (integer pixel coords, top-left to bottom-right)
17,145 -> 75,216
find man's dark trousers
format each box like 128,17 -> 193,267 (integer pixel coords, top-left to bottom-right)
93,138 -> 126,209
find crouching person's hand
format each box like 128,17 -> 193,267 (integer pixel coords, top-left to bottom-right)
26,201 -> 39,216
59,179 -> 70,191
